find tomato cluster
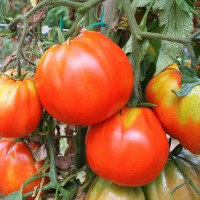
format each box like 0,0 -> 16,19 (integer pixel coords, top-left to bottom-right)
0,70 -> 47,199
86,150 -> 200,200
0,139 -> 48,199
35,30 -> 169,187
1,30 -> 199,199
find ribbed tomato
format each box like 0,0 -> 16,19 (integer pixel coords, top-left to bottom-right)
86,107 -> 169,187
0,138 -> 48,199
35,31 -> 133,125
145,64 -> 200,154
0,70 -> 42,138
86,150 -> 200,200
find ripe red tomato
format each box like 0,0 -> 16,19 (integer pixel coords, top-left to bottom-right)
86,107 -> 169,187
145,64 -> 200,154
0,70 -> 42,138
0,138 -> 48,198
35,31 -> 134,125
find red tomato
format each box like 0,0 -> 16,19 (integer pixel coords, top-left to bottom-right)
35,31 -> 134,125
86,107 -> 169,187
145,64 -> 200,154
0,138 -> 48,198
0,70 -> 42,138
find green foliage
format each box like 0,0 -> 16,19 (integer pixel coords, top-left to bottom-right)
43,6 -> 73,30
5,191 -> 23,200
172,66 -> 200,97
153,0 -> 193,74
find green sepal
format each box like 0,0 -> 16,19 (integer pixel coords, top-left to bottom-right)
4,190 -> 23,200
172,65 -> 200,97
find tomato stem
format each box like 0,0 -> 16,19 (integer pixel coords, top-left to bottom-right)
47,117 -> 59,187
16,17 -> 28,78
122,0 -> 143,104
75,126 -> 87,168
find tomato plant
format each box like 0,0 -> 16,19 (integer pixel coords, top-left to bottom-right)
0,138 -> 48,199
35,30 -> 134,125
86,107 -> 169,187
86,150 -> 200,200
1,0 -> 200,199
145,64 -> 200,154
0,70 -> 42,138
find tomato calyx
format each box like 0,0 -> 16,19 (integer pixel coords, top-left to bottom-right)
172,65 -> 200,97
0,70 -> 33,81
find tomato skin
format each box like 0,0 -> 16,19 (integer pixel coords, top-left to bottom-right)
86,177 -> 145,200
86,107 -> 169,187
35,31 -> 134,125
0,138 -> 48,198
0,70 -> 42,138
86,150 -> 200,200
143,151 -> 200,200
145,64 -> 200,154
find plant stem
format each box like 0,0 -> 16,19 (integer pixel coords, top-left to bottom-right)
121,0 -> 142,41
65,13 -> 85,38
75,127 -> 87,169
16,17 -> 28,78
8,0 -> 105,33
188,29 -> 200,41
78,0 -> 105,13
140,32 -> 190,44
169,153 -> 200,196
20,51 -> 36,66
139,0 -> 156,30
8,0 -> 82,32
140,31 -> 196,67
47,118 -> 59,188
122,0 -> 143,104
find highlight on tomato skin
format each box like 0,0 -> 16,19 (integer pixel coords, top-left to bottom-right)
0,70 -> 43,138
145,64 -> 200,154
85,107 -> 169,187
0,138 -> 49,199
35,30 -> 134,126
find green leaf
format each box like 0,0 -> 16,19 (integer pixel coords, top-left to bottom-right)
116,0 -> 123,9
5,191 -> 23,200
153,0 -> 193,74
123,36 -> 149,62
172,66 -> 200,97
49,27 -> 65,44
131,0 -> 152,8
175,0 -> 199,16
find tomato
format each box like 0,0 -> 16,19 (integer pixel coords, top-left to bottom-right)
86,150 -> 200,200
86,178 -> 145,200
86,107 -> 169,187
0,138 -> 48,199
0,70 -> 42,138
145,64 -> 200,154
35,31 -> 134,125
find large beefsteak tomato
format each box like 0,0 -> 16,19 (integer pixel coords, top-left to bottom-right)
86,107 -> 169,187
86,150 -> 200,200
145,64 -> 200,154
0,138 -> 48,199
0,70 -> 42,138
35,31 -> 134,125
